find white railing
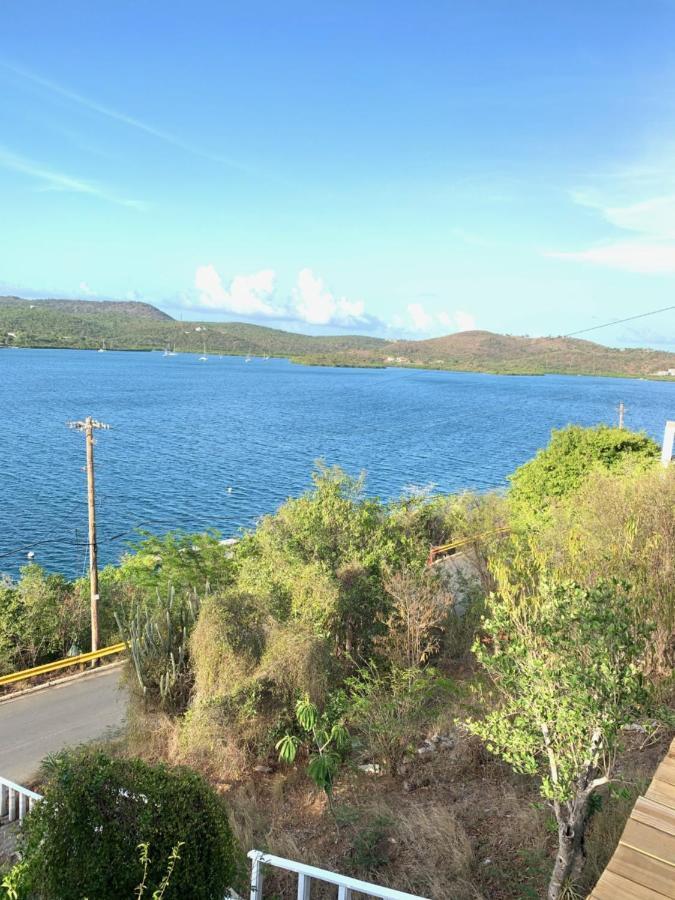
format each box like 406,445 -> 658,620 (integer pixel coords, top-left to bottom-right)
247,850 -> 430,900
0,777 -> 42,823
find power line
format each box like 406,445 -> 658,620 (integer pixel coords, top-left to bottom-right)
564,304 -> 675,339
0,537 -> 88,561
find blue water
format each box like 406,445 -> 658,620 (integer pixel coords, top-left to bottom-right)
1,349 -> 673,577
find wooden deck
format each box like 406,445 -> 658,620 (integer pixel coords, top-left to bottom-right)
590,737 -> 675,899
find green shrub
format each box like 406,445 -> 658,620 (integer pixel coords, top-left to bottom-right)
233,465 -> 400,657
111,530 -> 234,596
508,425 -> 658,519
0,565 -> 89,671
17,749 -> 237,900
347,666 -> 454,776
529,464 -> 675,678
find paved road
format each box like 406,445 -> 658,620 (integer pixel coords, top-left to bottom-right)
0,666 -> 127,785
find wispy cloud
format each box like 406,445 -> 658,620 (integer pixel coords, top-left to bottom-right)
547,178 -> 675,274
547,242 -> 675,274
0,144 -> 146,209
0,60 -> 257,176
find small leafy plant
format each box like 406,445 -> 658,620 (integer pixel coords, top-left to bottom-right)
276,696 -> 350,812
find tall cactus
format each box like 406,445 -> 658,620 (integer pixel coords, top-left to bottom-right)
116,587 -> 200,712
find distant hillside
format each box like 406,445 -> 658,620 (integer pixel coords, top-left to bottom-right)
379,330 -> 675,377
300,330 -> 675,377
1,296 -> 673,378
0,295 -> 170,320
0,296 -> 385,356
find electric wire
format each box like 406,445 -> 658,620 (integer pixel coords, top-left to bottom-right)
564,304 -> 675,339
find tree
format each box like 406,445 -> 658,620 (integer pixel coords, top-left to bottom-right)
508,425 -> 658,519
466,578 -> 653,900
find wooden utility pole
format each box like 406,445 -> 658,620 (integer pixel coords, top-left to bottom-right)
66,416 -> 110,653
618,401 -> 625,429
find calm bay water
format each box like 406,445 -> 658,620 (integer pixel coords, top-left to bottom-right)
1,349 -> 673,577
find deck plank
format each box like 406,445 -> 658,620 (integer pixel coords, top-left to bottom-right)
590,868 -> 671,900
589,738 -> 675,899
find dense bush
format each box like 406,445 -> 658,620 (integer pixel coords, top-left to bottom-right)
106,529 -> 234,596
16,749 -> 237,900
348,666 -> 454,776
233,465 -> 396,657
530,463 -> 675,677
0,565 -> 89,672
508,425 -> 659,518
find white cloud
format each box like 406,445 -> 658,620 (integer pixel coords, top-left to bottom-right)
188,264 -> 380,329
546,242 -> 675,274
194,264 -> 278,316
79,281 -> 94,295
409,305 -> 476,334
293,268 -> 368,326
438,309 -> 476,331
455,310 -> 477,331
407,303 -> 433,332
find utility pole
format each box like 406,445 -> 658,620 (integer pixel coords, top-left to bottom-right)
66,417 -> 110,654
661,420 -> 675,467
618,401 -> 625,429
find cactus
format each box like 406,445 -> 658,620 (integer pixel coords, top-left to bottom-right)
116,587 -> 200,712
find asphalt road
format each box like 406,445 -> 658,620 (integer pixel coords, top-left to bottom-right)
0,666 -> 127,785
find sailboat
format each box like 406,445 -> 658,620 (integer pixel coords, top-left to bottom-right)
198,340 -> 208,362
163,343 -> 177,357
98,340 -> 107,352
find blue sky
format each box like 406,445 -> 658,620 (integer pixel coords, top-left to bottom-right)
2,0 -> 675,347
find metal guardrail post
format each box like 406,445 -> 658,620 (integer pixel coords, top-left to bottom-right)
246,850 -> 429,900
297,873 -> 311,899
249,850 -> 264,900
7,788 -> 17,822
0,777 -> 43,823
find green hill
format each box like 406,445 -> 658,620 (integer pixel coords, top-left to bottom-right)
0,296 -> 385,356
1,295 -> 673,378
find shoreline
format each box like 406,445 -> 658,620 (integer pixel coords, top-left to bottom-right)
4,344 -> 675,382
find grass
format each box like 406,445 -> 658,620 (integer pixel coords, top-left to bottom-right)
107,658 -> 673,899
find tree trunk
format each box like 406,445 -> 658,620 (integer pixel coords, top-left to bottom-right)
547,802 -> 589,900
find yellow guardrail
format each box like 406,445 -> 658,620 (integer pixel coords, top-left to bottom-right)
427,526 -> 511,565
0,642 -> 127,687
